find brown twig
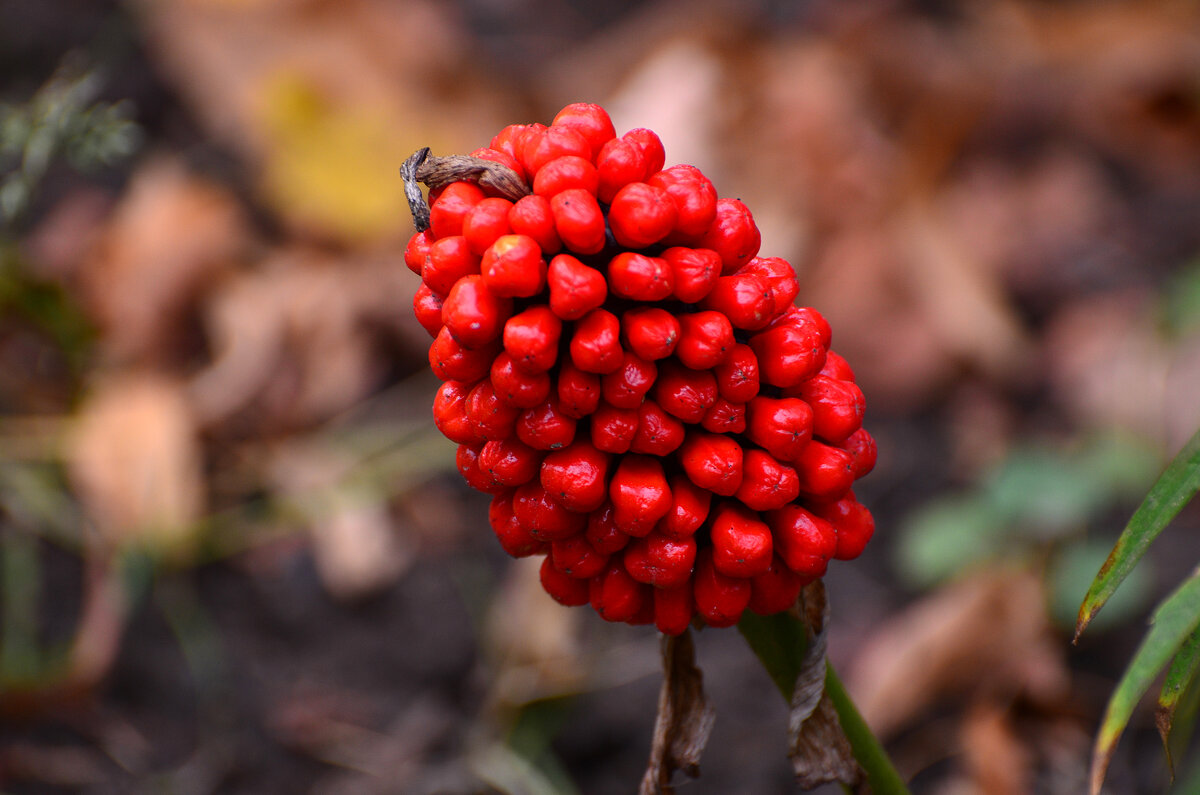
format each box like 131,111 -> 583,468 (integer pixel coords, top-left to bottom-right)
401,148 -> 529,232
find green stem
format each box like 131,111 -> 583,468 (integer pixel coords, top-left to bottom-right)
823,662 -> 910,795
738,611 -> 910,795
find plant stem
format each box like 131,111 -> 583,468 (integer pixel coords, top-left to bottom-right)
738,611 -> 910,794
823,662 -> 910,795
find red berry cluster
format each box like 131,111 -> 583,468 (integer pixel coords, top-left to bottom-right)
406,103 -> 877,634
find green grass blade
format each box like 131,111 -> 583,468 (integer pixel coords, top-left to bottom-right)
1091,569 -> 1200,795
1076,427 -> 1200,640
1157,627 -> 1200,776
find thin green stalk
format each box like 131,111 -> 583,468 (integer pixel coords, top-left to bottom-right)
823,662 -> 910,795
738,611 -> 910,794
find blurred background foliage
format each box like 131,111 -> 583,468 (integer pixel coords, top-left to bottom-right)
1,0 -> 1200,793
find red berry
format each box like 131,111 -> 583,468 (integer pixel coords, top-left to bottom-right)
551,102 -> 616,160
700,397 -> 746,435
412,282 -> 444,338
590,402 -> 640,454
675,311 -> 735,370
648,165 -> 717,241
693,549 -> 751,628
713,343 -> 760,403
590,562 -> 649,623
621,307 -> 680,361
814,492 -> 875,561
515,397 -> 578,450
569,308 -> 623,374
556,362 -> 602,418
513,481 -> 587,541
750,313 -> 827,389
490,352 -> 552,408
550,188 -> 606,255
423,235 -> 480,297
601,351 -> 657,409
623,128 -> 665,176
429,327 -> 499,382
429,181 -> 485,239
550,534 -> 610,579
523,124 -> 591,176
654,583 -> 695,635
842,428 -> 877,479
700,272 -> 776,331
740,256 -> 799,315
547,253 -> 608,320
748,556 -> 806,616
820,350 -> 855,382
624,532 -> 697,588
489,491 -> 545,557
655,474 -> 712,539
586,502 -> 632,555
629,399 -> 686,456
608,454 -> 672,536
432,380 -> 482,445
405,229 -> 434,276
443,274 -> 512,348
533,155 -> 599,198
482,234 -> 546,298
465,378 -> 520,440
793,440 -> 855,499
540,439 -> 611,512
479,438 -> 543,488
489,124 -> 534,180
457,444 -> 505,494
767,505 -> 837,579
662,246 -> 722,303
794,375 -> 865,444
745,396 -> 813,463
503,305 -> 562,374
696,197 -> 760,274
469,147 -> 523,186
608,252 -> 674,302
710,502 -> 774,578
678,430 -> 743,496
462,197 -> 514,255
596,137 -> 647,204
508,194 -> 562,254
540,555 -> 591,605
608,182 -> 678,249
734,449 -> 800,511
652,360 -> 717,423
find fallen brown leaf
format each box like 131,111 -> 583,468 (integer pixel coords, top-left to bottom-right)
846,567 -> 1069,740
68,372 -> 204,556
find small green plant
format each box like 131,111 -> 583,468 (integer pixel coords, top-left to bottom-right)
0,57 -> 140,227
1076,426 -> 1200,793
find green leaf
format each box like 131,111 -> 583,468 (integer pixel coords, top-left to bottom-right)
1076,427 -> 1200,639
1047,540 -> 1152,634
1090,570 -> 1200,795
737,610 -> 809,700
1157,627 -> 1200,776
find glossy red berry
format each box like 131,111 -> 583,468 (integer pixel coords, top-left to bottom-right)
693,549 -> 751,628
735,449 -> 800,511
550,188 -> 606,255
462,197 -> 514,255
652,360 -> 718,423
412,282 -> 444,338
429,327 -> 499,382
556,362 -> 602,419
815,492 -> 875,561
533,155 -> 599,198
654,583 -> 695,636
515,397 -> 578,451
586,502 -> 632,555
569,308 -> 623,374
621,307 -> 680,361
623,128 -> 665,176
700,398 -> 745,435
678,431 -> 743,496
648,165 -> 718,241
601,351 -> 657,409
656,474 -> 712,539
745,396 -> 813,463
662,246 -> 722,303
550,102 -> 616,159
479,438 -> 543,488
429,181 -> 485,239
423,235 -> 480,297
508,194 -> 561,253
433,380 -> 482,445
842,428 -> 878,479
540,555 -> 591,605
547,253 -> 607,321
596,137 -> 647,204
503,305 -> 562,374
696,197 -> 760,274
608,454 -> 672,536
490,491 -> 545,558
540,439 -> 610,513
700,271 -> 775,331
713,343 -> 760,403
443,274 -> 512,349
551,534 -> 610,579
590,402 -> 640,454
608,252 -> 674,302
465,379 -> 520,440
482,234 -> 546,298
590,562 -> 650,623
490,352 -> 552,408
748,556 -> 806,615
405,229 -> 434,275
710,502 -> 774,578
609,182 -> 678,249
793,440 -> 855,500
624,532 -> 697,588
513,481 -> 587,541
675,311 -> 735,370
629,399 -> 686,456
768,505 -> 837,579
795,375 -> 865,444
